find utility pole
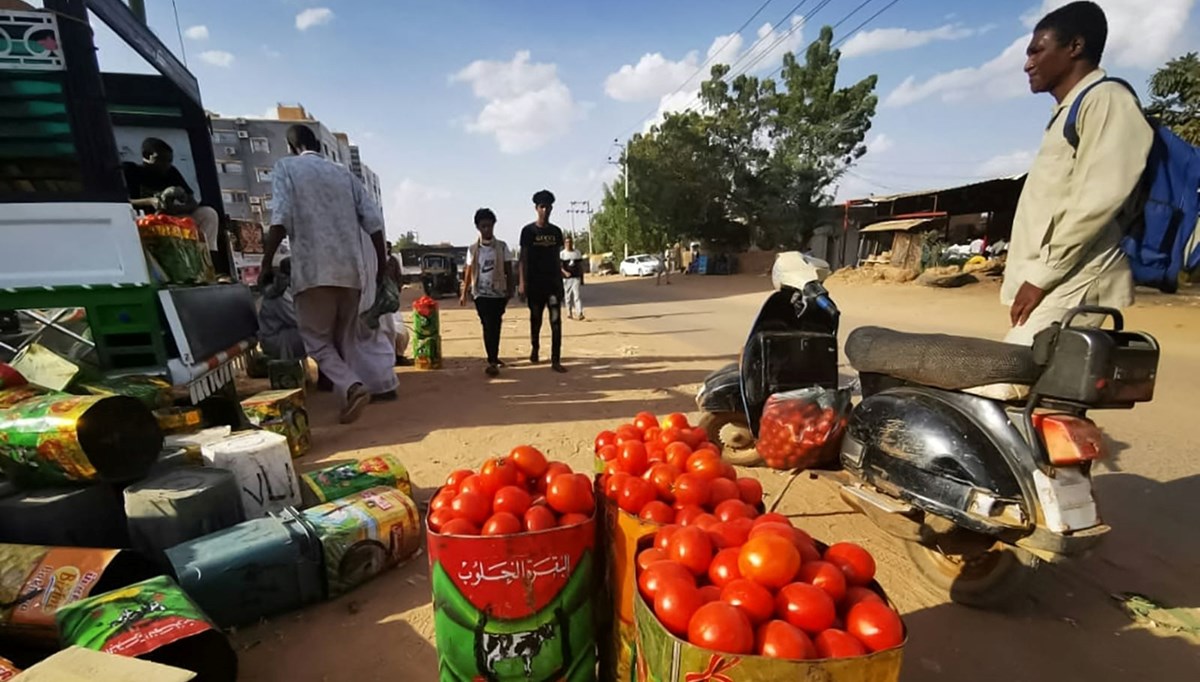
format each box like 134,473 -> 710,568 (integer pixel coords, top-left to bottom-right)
608,138 -> 629,259
567,200 -> 593,253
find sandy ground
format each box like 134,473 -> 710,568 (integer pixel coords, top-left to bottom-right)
233,273 -> 1200,681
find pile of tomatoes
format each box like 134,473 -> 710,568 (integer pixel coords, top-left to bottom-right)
637,515 -> 903,660
427,446 -> 595,536
756,389 -> 850,470
595,412 -> 767,523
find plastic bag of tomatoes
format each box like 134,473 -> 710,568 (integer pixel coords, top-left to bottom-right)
756,387 -> 852,471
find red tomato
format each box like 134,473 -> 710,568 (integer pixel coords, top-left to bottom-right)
686,452 -> 724,482
540,462 -> 572,493
674,505 -> 705,526
843,586 -> 885,610
738,535 -> 801,590
480,457 -> 518,496
508,445 -> 549,478
639,500 -> 675,524
646,442 -> 667,463
720,578 -> 775,625
482,512 -> 521,536
749,523 -> 813,557
444,469 -> 473,494
546,473 -> 593,515
756,620 -> 816,660
707,477 -> 740,506
654,579 -> 705,636
845,602 -> 903,652
522,505 -> 557,532
605,471 -> 630,499
558,512 -> 591,527
618,476 -> 656,514
672,473 -> 711,508
594,430 -> 618,453
753,513 -> 790,527
662,412 -> 691,431
697,442 -> 722,456
637,547 -> 668,571
449,491 -> 490,526
736,478 -> 764,506
458,474 -> 488,499
720,460 -> 737,481
814,628 -> 867,659
428,508 -> 455,532
713,499 -> 755,522
681,427 -> 707,450
665,444 -> 691,470
687,602 -> 754,655
708,548 -> 743,588
823,543 -> 877,587
654,524 -> 681,552
664,440 -> 692,461
618,441 -> 650,476
439,518 -> 479,536
603,460 -> 621,477
634,411 -> 660,433
690,513 -> 719,530
667,526 -> 714,576
707,521 -> 750,550
616,424 -> 642,443
645,463 -> 681,502
776,583 -> 837,634
699,585 -> 722,603
492,485 -> 532,517
429,490 -> 455,513
798,561 -> 848,604
659,427 -> 684,448
597,444 -> 619,462
638,560 -> 695,602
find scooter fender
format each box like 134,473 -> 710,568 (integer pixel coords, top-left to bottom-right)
841,387 -> 1038,536
696,362 -> 743,414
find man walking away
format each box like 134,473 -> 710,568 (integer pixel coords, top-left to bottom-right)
561,236 -> 585,320
1003,1 -> 1152,346
519,190 -> 567,373
462,208 -> 515,377
260,124 -> 389,424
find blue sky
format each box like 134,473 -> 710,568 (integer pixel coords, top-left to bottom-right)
81,0 -> 1199,245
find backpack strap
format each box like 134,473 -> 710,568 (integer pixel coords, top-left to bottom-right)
1064,76 -> 1140,149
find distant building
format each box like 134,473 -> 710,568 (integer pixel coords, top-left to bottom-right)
208,104 -> 382,222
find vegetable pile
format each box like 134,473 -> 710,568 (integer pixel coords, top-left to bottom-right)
427,446 -> 594,536
638,518 -> 903,660
595,412 -> 765,523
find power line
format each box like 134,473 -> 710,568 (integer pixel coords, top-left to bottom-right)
830,0 -> 878,31
833,0 -> 902,48
717,0 -> 813,83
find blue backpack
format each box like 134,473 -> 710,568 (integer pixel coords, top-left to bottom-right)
1065,77 -> 1200,293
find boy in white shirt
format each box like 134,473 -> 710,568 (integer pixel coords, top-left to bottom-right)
461,208 -> 515,376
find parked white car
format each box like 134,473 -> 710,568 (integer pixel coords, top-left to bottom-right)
619,254 -> 661,277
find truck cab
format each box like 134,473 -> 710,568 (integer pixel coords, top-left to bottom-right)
0,0 -> 257,402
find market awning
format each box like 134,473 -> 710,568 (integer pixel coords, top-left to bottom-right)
860,218 -> 935,234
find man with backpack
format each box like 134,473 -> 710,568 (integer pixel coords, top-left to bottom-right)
1003,2 -> 1153,345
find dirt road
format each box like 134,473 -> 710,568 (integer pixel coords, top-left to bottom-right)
234,274 -> 1200,681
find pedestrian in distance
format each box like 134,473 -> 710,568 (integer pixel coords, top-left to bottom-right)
1003,1 -> 1152,345
461,208 -> 515,377
519,190 -> 568,373
560,236 -> 585,320
260,124 -> 393,423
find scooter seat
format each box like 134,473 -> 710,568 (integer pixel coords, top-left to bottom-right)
846,326 -> 1041,390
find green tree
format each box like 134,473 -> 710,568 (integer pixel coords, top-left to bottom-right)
391,230 -> 420,251
1148,52 -> 1200,145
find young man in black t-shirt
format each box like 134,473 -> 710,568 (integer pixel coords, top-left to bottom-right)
122,138 -> 222,265
519,189 -> 567,373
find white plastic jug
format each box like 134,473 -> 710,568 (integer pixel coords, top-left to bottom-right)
201,431 -> 299,518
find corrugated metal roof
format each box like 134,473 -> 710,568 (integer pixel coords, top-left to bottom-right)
860,217 -> 935,234
858,173 -> 1027,203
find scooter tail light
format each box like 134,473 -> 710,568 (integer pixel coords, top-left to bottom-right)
1033,414 -> 1106,466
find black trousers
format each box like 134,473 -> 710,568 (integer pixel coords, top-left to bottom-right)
527,289 -> 562,363
474,296 -> 507,365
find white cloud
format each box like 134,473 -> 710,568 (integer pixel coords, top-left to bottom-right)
886,0 -> 1198,107
867,133 -> 894,155
261,45 -> 281,59
183,25 -> 208,41
976,149 -> 1036,177
451,51 -> 584,154
390,179 -> 456,239
199,50 -> 235,68
295,7 -> 334,31
841,23 -> 977,58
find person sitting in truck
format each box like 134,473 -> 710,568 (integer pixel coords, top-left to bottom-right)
122,137 -> 221,260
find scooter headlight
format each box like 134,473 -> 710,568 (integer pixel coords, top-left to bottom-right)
841,435 -> 866,468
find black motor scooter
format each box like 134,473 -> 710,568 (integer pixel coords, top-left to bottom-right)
695,254 -> 840,463
839,308 -> 1157,606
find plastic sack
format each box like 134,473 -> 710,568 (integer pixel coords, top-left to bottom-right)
361,276 -> 401,330
756,386 -> 851,470
137,214 -> 215,285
